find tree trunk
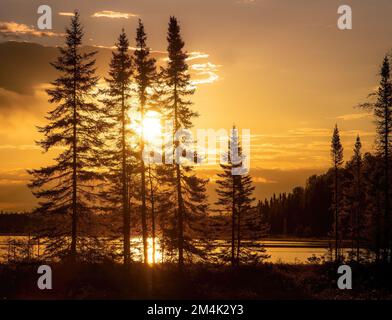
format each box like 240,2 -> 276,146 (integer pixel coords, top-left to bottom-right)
237,207 -> 241,267
335,166 -> 339,262
141,156 -> 149,263
71,67 -> 77,262
356,161 -> 361,262
122,90 -> 130,265
174,84 -> 184,267
384,114 -> 390,263
231,179 -> 236,267
176,163 -> 184,266
140,101 -> 149,264
148,165 -> 156,264
376,193 -> 381,262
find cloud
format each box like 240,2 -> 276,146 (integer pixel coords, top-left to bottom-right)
162,51 -> 209,62
160,50 -> 221,85
191,62 -> 221,85
91,11 -> 138,19
0,144 -> 39,151
0,42 -> 59,94
186,51 -> 210,61
287,127 -> 331,137
0,40 -> 220,120
58,12 -> 75,17
93,44 -> 116,50
0,21 -> 59,38
0,168 -> 30,186
336,112 -> 372,121
236,0 -> 257,4
0,86 -> 48,117
245,127 -> 375,171
252,176 -> 277,184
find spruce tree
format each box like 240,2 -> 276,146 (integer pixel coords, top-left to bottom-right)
331,124 -> 344,262
216,128 -> 269,266
342,135 -> 364,261
133,19 -> 157,263
101,29 -> 133,265
352,135 -> 363,261
28,12 -> 107,260
360,56 -> 392,262
162,16 -> 208,265
215,129 -> 241,266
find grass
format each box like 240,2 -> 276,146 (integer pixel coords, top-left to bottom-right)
1,261 -> 391,299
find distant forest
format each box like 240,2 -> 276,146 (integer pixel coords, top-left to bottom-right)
258,151 -> 385,240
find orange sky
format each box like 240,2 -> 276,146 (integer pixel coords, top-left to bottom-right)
0,0 -> 391,211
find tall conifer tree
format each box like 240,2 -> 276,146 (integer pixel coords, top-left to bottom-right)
352,135 -> 363,261
341,135 -> 364,261
331,124 -> 344,262
162,17 -> 208,265
133,19 -> 157,263
101,30 -> 133,265
361,56 -> 392,262
29,12 -> 107,260
216,128 -> 268,266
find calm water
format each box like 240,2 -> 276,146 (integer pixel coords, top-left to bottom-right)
0,236 -> 348,264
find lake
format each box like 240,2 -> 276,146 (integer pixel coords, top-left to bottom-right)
0,236 -> 354,264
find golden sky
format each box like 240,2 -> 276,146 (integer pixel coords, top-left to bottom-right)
0,0 -> 391,211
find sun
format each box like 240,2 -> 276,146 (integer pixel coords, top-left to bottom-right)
142,111 -> 162,143
147,237 -> 162,264
129,110 -> 162,144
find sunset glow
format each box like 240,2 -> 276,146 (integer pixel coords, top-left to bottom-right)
130,110 -> 163,144
142,111 -> 162,143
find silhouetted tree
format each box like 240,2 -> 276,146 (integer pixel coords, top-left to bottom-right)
28,12 -> 108,261
360,56 -> 392,262
162,16 -> 209,265
352,136 -> 363,260
101,29 -> 134,265
341,135 -> 364,261
216,128 -> 268,266
215,128 -> 241,266
133,19 -> 157,263
331,124 -> 344,262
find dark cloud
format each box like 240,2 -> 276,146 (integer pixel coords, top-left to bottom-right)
0,41 -> 57,95
0,41 -> 119,95
0,40 -> 216,105
0,87 -> 48,117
